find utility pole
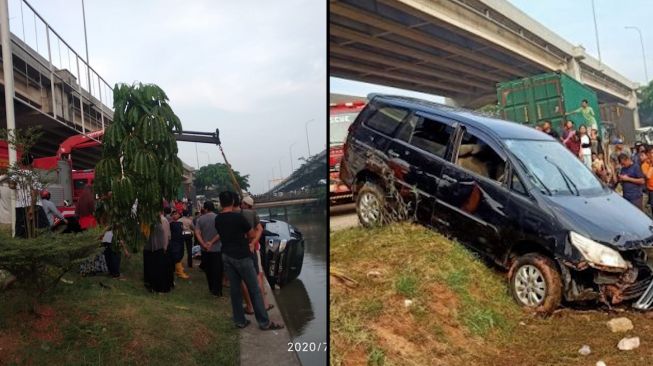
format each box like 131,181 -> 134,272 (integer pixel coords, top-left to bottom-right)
194,143 -> 200,169
1,0 -> 17,236
591,0 -> 602,64
305,118 -> 315,157
625,26 -> 649,83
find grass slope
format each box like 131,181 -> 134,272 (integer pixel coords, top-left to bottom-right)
0,251 -> 238,366
330,223 -> 519,366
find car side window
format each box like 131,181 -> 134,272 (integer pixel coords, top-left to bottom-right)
409,117 -> 454,158
394,114 -> 419,142
456,130 -> 506,183
364,106 -> 409,136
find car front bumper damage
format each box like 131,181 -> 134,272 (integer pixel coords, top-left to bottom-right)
559,256 -> 653,310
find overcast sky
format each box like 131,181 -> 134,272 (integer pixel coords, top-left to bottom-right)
11,0 -> 326,194
331,0 -> 652,102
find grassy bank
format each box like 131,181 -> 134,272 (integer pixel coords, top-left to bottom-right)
330,223 -> 519,366
331,223 -> 653,366
0,251 -> 238,365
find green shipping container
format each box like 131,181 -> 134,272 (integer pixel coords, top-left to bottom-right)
497,72 -> 602,136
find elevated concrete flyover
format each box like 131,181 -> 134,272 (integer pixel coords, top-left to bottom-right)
330,0 -> 639,121
0,0 -> 113,168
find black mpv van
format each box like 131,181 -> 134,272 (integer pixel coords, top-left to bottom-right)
340,94 -> 653,314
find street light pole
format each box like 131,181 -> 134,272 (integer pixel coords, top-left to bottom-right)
289,142 -> 297,173
200,151 -> 211,165
81,0 -> 91,95
625,26 -> 649,83
305,119 -> 315,157
278,158 -> 283,179
591,0 -> 602,64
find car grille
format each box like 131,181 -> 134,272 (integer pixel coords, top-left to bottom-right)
624,276 -> 653,300
633,279 -> 653,309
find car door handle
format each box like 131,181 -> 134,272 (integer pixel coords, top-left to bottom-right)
442,174 -> 457,183
388,149 -> 399,158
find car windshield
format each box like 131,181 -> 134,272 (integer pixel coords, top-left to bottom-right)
504,139 -> 605,196
330,112 -> 359,145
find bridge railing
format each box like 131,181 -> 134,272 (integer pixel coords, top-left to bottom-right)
252,188 -> 323,203
7,0 -> 113,133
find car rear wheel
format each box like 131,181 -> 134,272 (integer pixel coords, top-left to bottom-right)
356,182 -> 385,228
508,253 -> 562,315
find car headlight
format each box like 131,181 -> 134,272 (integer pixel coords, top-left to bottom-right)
569,231 -> 629,270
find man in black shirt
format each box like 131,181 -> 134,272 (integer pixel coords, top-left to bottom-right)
214,191 -> 283,330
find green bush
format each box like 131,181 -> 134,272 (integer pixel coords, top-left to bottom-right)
0,229 -> 102,299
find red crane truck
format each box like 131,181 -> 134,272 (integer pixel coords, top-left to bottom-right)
329,101 -> 365,205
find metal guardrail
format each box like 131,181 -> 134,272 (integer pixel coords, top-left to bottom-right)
6,0 -> 113,133
252,189 -> 323,203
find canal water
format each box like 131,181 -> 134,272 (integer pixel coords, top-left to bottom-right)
259,207 -> 326,366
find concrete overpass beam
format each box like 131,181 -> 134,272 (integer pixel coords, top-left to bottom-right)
444,94 -> 497,109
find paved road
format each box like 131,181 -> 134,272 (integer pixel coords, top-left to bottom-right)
330,203 -> 358,231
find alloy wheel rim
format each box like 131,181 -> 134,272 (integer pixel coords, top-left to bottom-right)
514,264 -> 546,307
359,192 -> 380,225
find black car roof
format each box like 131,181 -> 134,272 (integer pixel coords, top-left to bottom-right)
369,94 -> 555,142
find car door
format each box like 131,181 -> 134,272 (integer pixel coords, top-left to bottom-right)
345,100 -> 411,184
385,112 -> 457,224
435,126 -> 511,259
501,166 -> 559,266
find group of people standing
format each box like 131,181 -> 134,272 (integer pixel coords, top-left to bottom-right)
143,191 -> 283,331
536,100 -> 601,172
534,100 -> 653,212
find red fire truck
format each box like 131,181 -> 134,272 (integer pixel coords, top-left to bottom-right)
32,129 -> 104,217
329,101 -> 365,204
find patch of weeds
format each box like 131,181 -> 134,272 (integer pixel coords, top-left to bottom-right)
459,297 -> 507,337
409,302 -> 428,321
394,271 -> 418,298
361,298 -> 384,318
430,322 -> 447,342
444,269 -> 468,293
333,311 -> 370,345
367,346 -> 385,366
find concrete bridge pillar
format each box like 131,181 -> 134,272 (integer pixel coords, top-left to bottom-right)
566,46 -> 585,82
628,89 -> 641,129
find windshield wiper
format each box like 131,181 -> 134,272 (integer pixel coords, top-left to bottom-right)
513,156 -> 552,196
544,156 -> 579,196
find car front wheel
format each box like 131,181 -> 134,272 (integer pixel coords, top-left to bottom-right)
356,182 -> 385,228
508,253 -> 562,315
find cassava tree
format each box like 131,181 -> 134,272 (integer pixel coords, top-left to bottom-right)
94,83 -> 184,251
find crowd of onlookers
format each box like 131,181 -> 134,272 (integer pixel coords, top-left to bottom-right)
141,191 -> 284,331
535,111 -> 653,212
22,182 -> 285,331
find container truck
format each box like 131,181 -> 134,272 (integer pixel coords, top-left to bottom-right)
497,72 -> 603,135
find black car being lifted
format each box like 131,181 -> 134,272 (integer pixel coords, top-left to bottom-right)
340,94 -> 653,314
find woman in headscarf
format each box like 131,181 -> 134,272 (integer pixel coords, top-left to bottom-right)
144,211 -> 173,293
